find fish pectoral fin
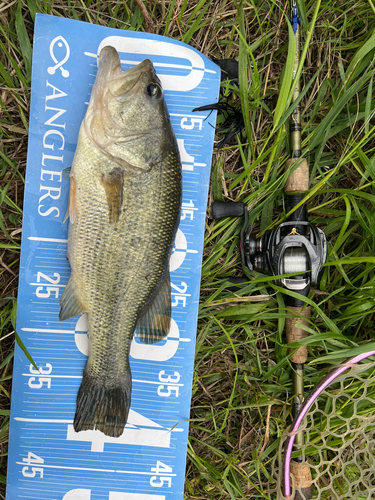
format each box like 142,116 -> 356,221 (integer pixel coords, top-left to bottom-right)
64,173 -> 77,224
59,277 -> 86,321
101,167 -> 124,223
136,271 -> 171,344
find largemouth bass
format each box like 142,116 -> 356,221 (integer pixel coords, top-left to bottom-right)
59,46 -> 182,438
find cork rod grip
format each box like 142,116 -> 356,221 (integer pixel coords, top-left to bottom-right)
290,460 -> 313,500
286,306 -> 311,364
285,158 -> 309,194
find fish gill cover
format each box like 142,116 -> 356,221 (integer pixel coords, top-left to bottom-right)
6,14 -> 220,500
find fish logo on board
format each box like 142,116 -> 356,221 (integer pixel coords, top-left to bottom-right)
48,36 -> 70,78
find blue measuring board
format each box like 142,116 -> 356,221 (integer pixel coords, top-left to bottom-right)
7,14 -> 220,500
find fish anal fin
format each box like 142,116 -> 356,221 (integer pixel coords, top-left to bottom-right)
59,276 -> 86,321
101,167 -> 124,223
136,271 -> 171,344
64,173 -> 77,224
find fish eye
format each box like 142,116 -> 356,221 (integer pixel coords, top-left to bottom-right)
146,83 -> 162,99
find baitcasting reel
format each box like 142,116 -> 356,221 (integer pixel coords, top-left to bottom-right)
211,200 -> 327,293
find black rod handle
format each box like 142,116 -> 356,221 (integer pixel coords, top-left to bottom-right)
221,276 -> 250,292
211,201 -> 246,220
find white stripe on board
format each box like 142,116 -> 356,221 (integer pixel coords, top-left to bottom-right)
15,417 -> 73,423
21,328 -> 73,334
28,237 -> 68,243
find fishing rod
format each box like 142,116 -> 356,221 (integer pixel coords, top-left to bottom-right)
279,2 -> 320,498
280,4 -> 375,495
210,2 -> 327,498
206,2 -> 375,498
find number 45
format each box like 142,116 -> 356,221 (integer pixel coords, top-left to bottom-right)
150,461 -> 173,488
22,452 -> 44,478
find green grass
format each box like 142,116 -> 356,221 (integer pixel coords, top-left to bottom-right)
1,1 -> 375,499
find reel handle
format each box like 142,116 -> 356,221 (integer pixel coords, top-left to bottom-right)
211,201 -> 246,219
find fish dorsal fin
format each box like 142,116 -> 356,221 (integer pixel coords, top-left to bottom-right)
101,167 -> 124,223
64,173 -> 77,223
59,276 -> 86,321
136,271 -> 171,344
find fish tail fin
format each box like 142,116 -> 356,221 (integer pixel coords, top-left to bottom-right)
73,368 -> 131,438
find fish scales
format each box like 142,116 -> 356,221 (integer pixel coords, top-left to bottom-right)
73,151 -> 180,364
59,47 -> 182,437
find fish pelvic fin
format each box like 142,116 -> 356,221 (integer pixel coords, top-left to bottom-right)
74,368 -> 131,438
136,270 -> 171,344
59,276 -> 86,321
101,167 -> 124,223
64,173 -> 77,224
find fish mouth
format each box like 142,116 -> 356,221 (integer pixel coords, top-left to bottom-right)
96,46 -> 155,98
88,47 -> 156,118
84,47 -> 158,154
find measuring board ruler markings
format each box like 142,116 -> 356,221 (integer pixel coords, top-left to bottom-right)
7,15 -> 220,500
